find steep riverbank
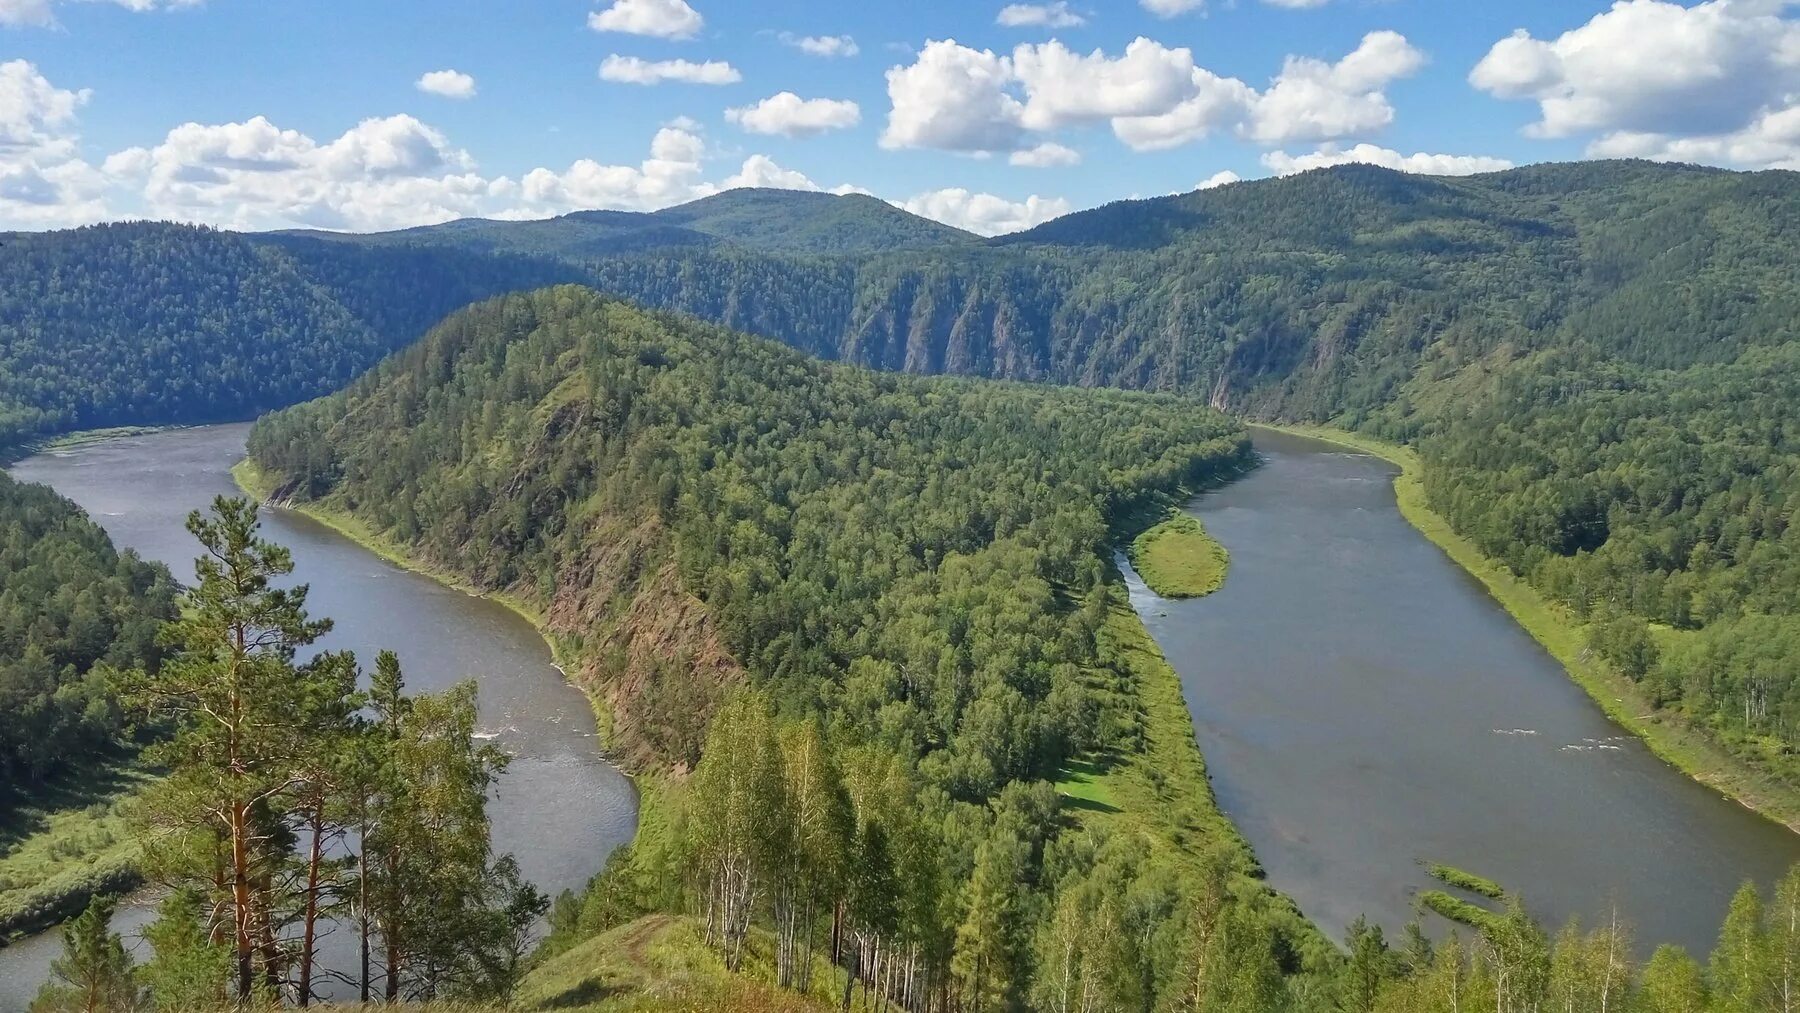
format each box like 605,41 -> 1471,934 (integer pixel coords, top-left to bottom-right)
1261,423 -> 1800,834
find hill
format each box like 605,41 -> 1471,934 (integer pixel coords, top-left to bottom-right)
0,222 -> 580,449
283,187 -> 977,259
244,287 -> 1340,1009
11,161 -> 1800,805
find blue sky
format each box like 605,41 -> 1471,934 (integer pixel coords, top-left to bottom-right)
3,0 -> 1795,234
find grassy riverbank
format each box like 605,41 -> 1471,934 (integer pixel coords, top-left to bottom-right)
1258,423 -> 1800,834
0,764 -> 150,943
1129,514 -> 1230,599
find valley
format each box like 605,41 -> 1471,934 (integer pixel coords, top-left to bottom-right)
6,162 -> 1800,1010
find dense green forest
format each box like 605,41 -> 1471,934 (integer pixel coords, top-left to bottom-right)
0,472 -> 173,785
0,223 -> 578,449
243,287 -> 1357,1008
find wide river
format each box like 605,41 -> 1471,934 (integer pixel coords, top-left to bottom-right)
1,424 -> 638,1006
1123,428 -> 1800,956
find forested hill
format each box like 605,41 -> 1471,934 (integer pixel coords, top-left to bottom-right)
281,187 -> 978,257
0,222 -> 581,450
246,288 -> 1329,1008
246,285 -> 1252,776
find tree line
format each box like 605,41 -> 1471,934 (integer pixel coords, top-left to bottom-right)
0,471 -> 174,785
32,498 -> 545,1009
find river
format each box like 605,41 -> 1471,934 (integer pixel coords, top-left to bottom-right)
1,424 -> 638,1007
1123,428 -> 1800,956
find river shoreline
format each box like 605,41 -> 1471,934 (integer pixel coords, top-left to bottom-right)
1258,423 -> 1800,835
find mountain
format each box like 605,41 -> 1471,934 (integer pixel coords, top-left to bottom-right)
11,163 -> 1800,780
0,222 -> 580,449
281,187 -> 978,259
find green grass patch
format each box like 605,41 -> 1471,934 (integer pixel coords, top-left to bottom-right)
1417,890 -> 1502,932
0,762 -> 153,940
517,914 -> 835,1011
1259,423 -> 1800,835
1129,513 -> 1230,599
1427,863 -> 1506,900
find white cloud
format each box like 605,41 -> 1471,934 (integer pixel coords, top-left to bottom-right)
105,113 -> 495,231
1197,169 -> 1241,189
882,32 -> 1424,156
1,0 -> 199,28
0,60 -> 109,227
881,39 -> 1024,152
1246,30 -> 1425,143
1111,67 -> 1255,150
781,32 -> 859,57
898,187 -> 1071,235
1013,37 -> 1201,130
1260,142 -> 1513,176
587,0 -> 702,40
997,2 -> 1085,28
1140,0 -> 1202,16
1010,141 -> 1081,167
415,69 -> 476,100
599,55 -> 741,85
1263,0 -> 1328,6
1471,0 -> 1800,169
726,92 -> 861,137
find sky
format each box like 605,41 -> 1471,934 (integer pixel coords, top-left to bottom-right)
2,0 -> 1797,236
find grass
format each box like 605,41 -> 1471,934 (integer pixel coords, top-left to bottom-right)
1417,890 -> 1502,932
1260,423 -> 1800,834
1427,863 -> 1506,901
1128,513 -> 1230,599
0,762 -> 153,941
516,914 -> 835,1011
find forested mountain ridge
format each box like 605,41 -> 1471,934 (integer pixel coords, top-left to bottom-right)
281,187 -> 978,258
0,222 -> 581,450
243,287 -> 1352,1009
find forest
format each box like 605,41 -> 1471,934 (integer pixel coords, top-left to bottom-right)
0,472 -> 173,785
9,158 -> 1800,1007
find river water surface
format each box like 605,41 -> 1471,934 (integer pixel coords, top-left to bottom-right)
1,424 -> 637,1006
1124,428 -> 1800,956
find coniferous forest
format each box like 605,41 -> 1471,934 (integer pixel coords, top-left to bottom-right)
7,161 -> 1800,1010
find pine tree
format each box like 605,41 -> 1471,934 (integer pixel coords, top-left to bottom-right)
138,889 -> 231,1012
118,496 -> 343,1002
30,897 -> 141,1013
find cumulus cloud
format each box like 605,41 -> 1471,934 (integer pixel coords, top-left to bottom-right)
599,55 -> 741,85
1140,0 -> 1202,16
587,0 -> 702,40
882,32 -> 1422,155
726,92 -> 861,136
1245,30 -> 1425,143
780,32 -> 858,57
880,40 -> 1025,152
898,187 -> 1071,235
415,70 -> 476,99
1471,0 -> 1800,169
1197,169 -> 1241,189
996,2 -> 1086,28
1013,38 -> 1202,130
1260,142 -> 1513,176
0,60 -> 110,227
1111,67 -> 1256,150
1010,141 -> 1081,167
1,0 -> 199,28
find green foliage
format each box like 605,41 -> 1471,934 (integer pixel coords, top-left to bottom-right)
1426,864 -> 1507,901
1417,890 -> 1502,932
1129,512 -> 1230,598
0,472 -> 174,784
29,895 -> 141,1013
0,222 -> 576,448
